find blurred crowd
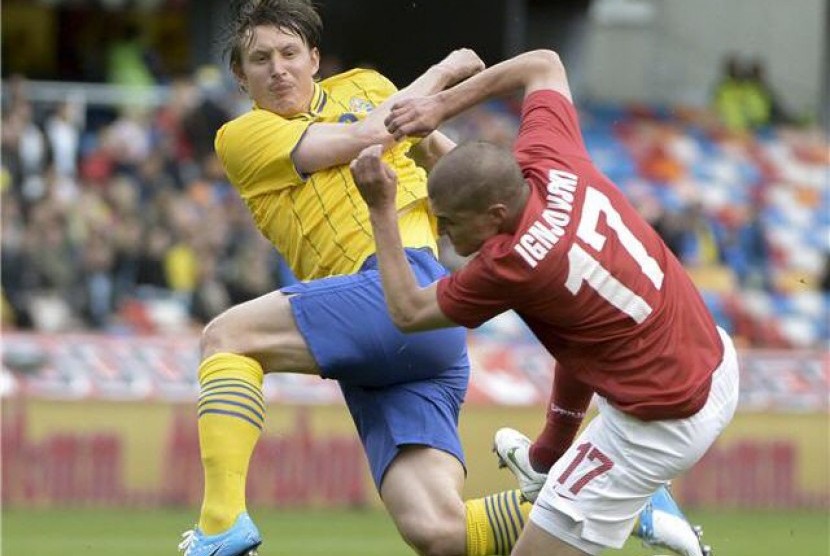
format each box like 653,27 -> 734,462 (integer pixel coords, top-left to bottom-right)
2,64 -> 829,348
1,73 -> 289,333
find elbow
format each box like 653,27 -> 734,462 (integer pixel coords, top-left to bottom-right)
521,50 -> 568,95
390,310 -> 421,333
528,49 -> 564,73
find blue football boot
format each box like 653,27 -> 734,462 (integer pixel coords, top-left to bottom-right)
178,512 -> 262,556
635,484 -> 712,556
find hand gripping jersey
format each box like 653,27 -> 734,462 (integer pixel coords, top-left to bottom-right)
437,91 -> 724,420
215,69 -> 437,280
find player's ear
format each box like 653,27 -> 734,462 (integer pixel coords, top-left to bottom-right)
487,203 -> 509,226
310,47 -> 320,75
231,62 -> 248,93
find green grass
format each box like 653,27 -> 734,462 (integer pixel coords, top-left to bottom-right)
2,507 -> 828,555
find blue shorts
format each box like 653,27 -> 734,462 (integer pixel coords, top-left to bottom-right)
283,248 -> 470,488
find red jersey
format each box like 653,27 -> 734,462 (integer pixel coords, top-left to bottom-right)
437,90 -> 724,420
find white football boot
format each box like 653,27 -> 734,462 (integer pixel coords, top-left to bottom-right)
492,427 -> 548,502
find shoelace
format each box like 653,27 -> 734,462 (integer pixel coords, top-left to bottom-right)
178,528 -> 197,553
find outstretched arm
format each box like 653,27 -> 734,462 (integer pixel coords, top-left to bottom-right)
385,49 -> 569,140
293,49 -> 483,175
349,145 -> 457,332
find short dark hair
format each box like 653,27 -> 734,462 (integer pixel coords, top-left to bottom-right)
224,0 -> 323,72
428,141 -> 526,213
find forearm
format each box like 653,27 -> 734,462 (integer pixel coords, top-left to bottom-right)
350,144 -> 456,332
296,66 -> 458,174
367,206 -> 425,329
357,65 -> 458,146
435,50 -> 567,121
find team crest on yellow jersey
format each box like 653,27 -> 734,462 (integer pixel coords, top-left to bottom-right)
349,97 -> 375,113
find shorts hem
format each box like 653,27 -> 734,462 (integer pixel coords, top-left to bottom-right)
285,294 -> 330,377
529,501 -> 606,555
375,437 -> 466,490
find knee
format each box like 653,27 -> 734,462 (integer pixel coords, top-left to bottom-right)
397,508 -> 466,556
199,311 -> 237,359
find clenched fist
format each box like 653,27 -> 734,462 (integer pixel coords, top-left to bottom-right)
349,145 -> 398,210
435,48 -> 485,85
384,95 -> 445,141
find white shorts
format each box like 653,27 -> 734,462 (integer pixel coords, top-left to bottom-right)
530,328 -> 740,554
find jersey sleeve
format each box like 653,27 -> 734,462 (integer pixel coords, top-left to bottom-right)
214,110 -> 312,199
514,90 -> 589,169
436,252 -> 515,328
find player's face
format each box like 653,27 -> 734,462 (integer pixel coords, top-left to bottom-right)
236,25 -> 320,117
431,201 -> 500,257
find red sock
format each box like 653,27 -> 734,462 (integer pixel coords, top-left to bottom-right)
530,413 -> 583,472
531,364 -> 593,471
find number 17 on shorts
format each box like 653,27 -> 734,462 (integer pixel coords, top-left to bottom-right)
552,441 -> 614,498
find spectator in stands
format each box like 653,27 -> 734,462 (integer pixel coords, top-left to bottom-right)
135,227 -> 173,290
79,227 -> 116,328
678,202 -> 721,268
23,201 -> 81,329
222,240 -> 283,303
154,78 -> 201,172
101,110 -> 153,173
181,66 -> 234,164
1,187 -> 29,327
111,213 -> 144,303
1,100 -> 25,193
163,232 -> 200,297
106,22 -> 158,89
650,208 -> 687,259
135,151 -> 179,200
25,202 -> 77,294
45,100 -> 82,179
715,205 -> 769,288
190,249 -> 232,323
713,54 -> 749,131
713,54 -> 792,132
5,100 -> 48,203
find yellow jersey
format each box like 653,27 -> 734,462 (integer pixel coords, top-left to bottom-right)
215,68 -> 437,281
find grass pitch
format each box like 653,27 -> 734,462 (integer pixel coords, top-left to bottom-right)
3,507 -> 827,555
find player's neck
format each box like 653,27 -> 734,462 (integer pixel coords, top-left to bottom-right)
303,81 -> 324,113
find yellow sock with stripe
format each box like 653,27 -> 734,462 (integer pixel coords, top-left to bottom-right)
196,353 -> 265,534
465,489 -> 532,555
